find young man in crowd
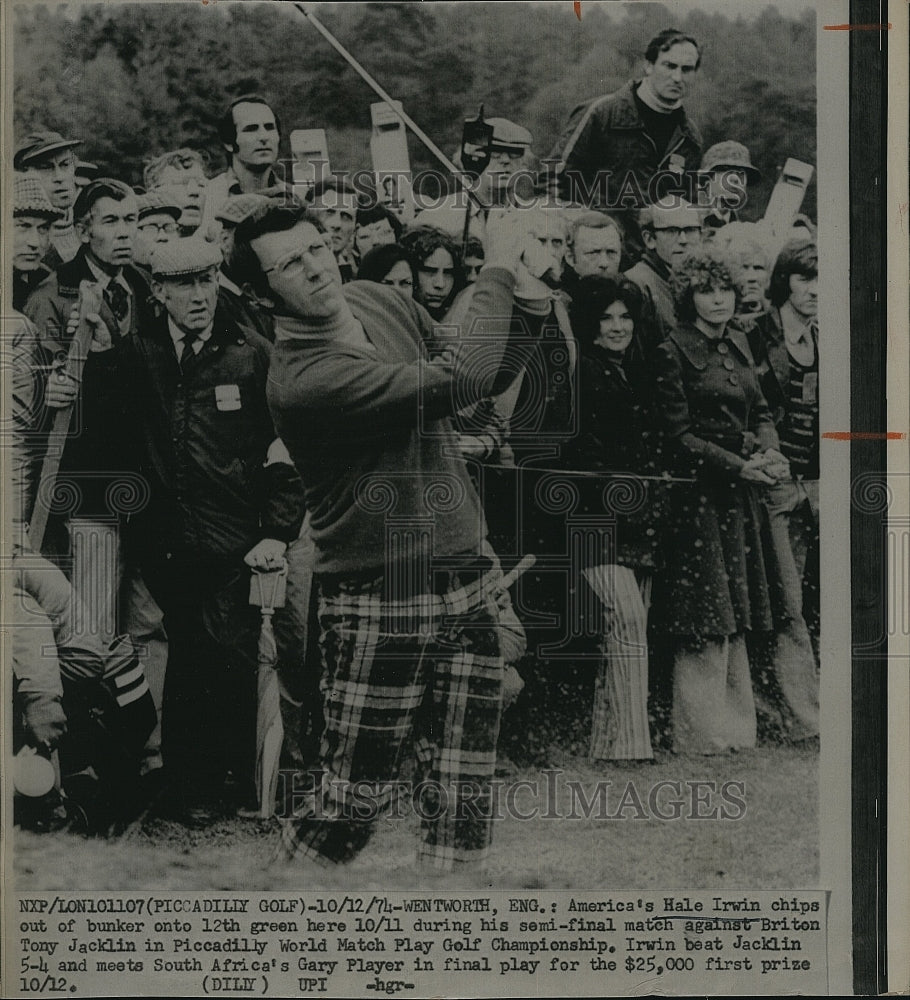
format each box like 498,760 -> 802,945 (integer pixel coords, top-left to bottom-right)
13,174 -> 61,311
305,178 -> 360,282
143,149 -> 209,235
206,95 -> 287,228
232,202 -> 549,869
15,129 -> 83,267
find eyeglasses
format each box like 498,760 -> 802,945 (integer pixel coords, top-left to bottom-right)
264,242 -> 332,276
652,225 -> 702,240
139,221 -> 179,236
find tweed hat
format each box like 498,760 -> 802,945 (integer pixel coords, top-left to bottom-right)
14,130 -> 82,170
137,189 -> 183,222
215,193 -> 273,227
149,237 -> 222,278
698,141 -> 762,182
486,117 -> 533,153
14,173 -> 63,219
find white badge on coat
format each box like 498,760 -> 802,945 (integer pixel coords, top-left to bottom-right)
215,384 -> 242,411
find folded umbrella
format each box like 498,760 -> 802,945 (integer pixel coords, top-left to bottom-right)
250,565 -> 288,818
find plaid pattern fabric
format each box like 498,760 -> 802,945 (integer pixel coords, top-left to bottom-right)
280,554 -> 505,871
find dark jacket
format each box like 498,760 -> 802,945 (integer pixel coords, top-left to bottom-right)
14,265 -> 52,313
560,345 -> 666,570
23,248 -> 154,524
543,80 -> 702,206
122,307 -> 305,564
651,321 -> 781,636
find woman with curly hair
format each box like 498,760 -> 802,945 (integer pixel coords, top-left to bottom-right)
651,250 -> 790,754
400,225 -> 465,320
564,275 -> 667,760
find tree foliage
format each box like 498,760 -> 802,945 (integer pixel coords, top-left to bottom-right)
13,1 -> 817,217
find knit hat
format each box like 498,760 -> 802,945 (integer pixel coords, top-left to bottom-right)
215,193 -> 272,226
14,173 -> 63,220
14,130 -> 82,170
698,141 -> 761,182
137,189 -> 182,222
149,237 -> 222,278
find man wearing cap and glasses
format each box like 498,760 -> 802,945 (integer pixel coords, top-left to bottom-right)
411,117 -> 533,241
12,174 -> 62,312
114,238 -> 305,821
698,141 -> 762,237
15,128 -> 83,267
133,191 -> 182,272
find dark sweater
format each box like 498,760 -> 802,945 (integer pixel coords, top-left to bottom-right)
267,269 -> 545,575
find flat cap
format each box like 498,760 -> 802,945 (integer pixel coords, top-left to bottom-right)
137,189 -> 183,222
149,237 -> 222,278
487,117 -> 533,152
215,193 -> 272,226
14,130 -> 82,169
698,141 -> 761,182
14,173 -> 63,219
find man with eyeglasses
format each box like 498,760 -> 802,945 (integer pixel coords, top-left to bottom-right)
112,237 -> 305,822
15,129 -> 83,267
624,197 -> 703,338
231,202 -> 551,870
134,191 -> 182,271
412,117 -> 533,241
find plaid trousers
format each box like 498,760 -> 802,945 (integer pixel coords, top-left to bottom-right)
280,552 -> 505,870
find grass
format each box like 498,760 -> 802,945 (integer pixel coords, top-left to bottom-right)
13,744 -> 817,893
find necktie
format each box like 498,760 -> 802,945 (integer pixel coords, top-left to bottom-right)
179,334 -> 199,375
104,280 -> 130,325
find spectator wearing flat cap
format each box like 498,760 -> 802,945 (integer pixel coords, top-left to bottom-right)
21,178 -> 167,781
698,141 -> 762,237
23,178 -> 153,534
412,116 -> 534,241
214,194 -> 277,342
134,191 -> 182,271
13,174 -> 62,311
15,129 -> 83,267
118,237 -> 305,821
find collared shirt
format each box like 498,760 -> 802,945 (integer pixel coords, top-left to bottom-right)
86,256 -> 133,336
779,300 -> 816,367
168,316 -> 213,361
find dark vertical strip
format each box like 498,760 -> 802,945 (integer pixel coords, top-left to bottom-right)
849,0 -> 888,993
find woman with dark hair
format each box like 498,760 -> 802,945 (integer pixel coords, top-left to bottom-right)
651,250 -> 790,754
563,275 -> 665,760
400,226 -> 465,320
356,243 -> 417,296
